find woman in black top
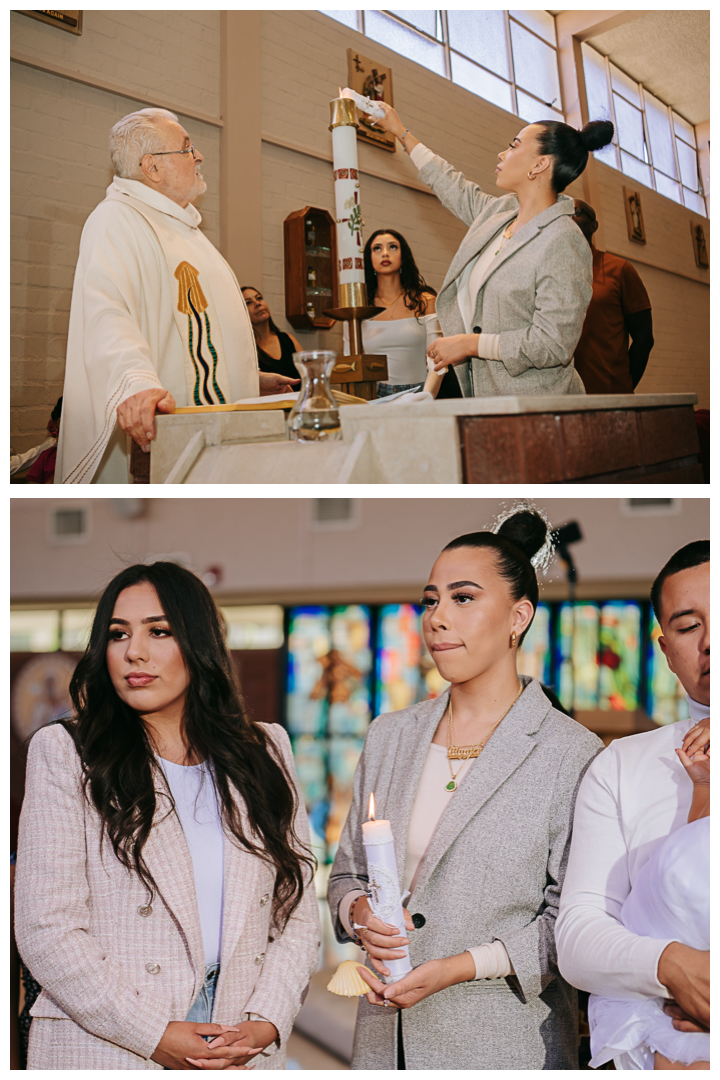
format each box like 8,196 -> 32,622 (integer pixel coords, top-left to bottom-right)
242,287 -> 303,383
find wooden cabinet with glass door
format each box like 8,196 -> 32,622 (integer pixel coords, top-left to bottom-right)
283,207 -> 337,330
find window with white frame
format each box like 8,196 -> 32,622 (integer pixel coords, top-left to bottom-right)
581,42 -> 706,215
319,10 -> 564,124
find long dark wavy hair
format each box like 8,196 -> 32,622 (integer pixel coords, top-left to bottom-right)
59,562 -> 314,930
363,229 -> 436,316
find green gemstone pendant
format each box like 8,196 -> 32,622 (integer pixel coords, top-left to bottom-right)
446,780 -> 457,792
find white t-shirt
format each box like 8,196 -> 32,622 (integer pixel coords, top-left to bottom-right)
160,759 -> 224,966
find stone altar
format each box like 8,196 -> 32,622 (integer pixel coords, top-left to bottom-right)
149,393 -> 703,485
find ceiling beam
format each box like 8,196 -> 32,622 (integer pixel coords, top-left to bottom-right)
555,10 -> 647,44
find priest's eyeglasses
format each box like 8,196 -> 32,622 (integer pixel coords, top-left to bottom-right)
140,145 -> 199,165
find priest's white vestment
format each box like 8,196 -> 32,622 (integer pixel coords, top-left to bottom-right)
56,177 -> 259,484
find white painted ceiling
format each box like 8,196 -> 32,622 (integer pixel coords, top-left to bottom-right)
581,10 -> 709,125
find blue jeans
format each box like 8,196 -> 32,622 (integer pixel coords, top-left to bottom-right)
185,963 -> 220,1024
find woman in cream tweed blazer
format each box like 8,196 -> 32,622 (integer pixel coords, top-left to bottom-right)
377,105 -> 614,397
15,562 -> 320,1070
329,510 -> 603,1069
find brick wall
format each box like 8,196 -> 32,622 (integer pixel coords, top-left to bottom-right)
260,10 -> 709,405
10,10 -> 221,454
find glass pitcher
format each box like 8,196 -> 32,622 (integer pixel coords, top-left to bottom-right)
287,350 -> 342,442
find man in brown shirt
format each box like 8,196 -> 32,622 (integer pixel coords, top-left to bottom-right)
572,200 -> 654,393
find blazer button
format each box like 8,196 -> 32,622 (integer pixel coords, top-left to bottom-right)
473,326 -> 481,334
260,894 -> 270,906
145,962 -> 161,975
254,953 -> 265,965
138,905 -> 153,917
412,913 -> 426,929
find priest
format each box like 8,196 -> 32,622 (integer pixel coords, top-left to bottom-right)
56,108 -> 297,484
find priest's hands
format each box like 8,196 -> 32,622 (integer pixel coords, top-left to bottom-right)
258,373 -> 301,396
117,388 -> 176,452
427,335 -> 476,372
359,953 -> 476,1010
352,896 -> 413,978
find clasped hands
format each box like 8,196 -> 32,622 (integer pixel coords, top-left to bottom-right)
352,896 -> 474,1011
151,1018 -> 278,1070
426,334 -> 478,373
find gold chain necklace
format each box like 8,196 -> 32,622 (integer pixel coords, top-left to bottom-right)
445,684 -> 524,792
377,291 -> 405,315
494,218 -> 518,257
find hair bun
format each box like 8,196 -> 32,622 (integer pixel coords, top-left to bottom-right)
580,119 -> 614,152
497,509 -> 548,563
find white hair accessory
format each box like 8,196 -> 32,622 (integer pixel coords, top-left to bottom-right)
488,501 -> 555,574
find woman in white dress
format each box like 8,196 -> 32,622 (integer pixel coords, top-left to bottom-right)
346,229 -> 460,398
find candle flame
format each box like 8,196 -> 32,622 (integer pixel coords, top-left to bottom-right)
368,792 -> 376,821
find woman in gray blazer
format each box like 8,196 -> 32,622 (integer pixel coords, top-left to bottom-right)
328,508 -> 603,1069
377,106 -> 614,397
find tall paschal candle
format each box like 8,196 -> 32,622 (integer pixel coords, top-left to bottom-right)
330,94 -> 366,296
361,793 -> 413,984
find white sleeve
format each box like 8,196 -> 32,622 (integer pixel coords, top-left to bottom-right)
556,750 -> 675,999
409,142 -> 436,171
468,940 -> 514,980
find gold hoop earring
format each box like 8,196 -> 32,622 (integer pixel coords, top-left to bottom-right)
527,171 -> 537,181
511,631 -> 517,647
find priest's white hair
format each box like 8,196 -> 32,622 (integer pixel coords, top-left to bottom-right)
109,108 -> 179,179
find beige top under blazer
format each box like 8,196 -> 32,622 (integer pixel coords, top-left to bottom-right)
328,677 -> 603,1070
417,150 -> 593,397
15,723 -> 321,1070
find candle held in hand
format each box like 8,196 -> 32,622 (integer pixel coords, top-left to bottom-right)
361,792 -> 413,984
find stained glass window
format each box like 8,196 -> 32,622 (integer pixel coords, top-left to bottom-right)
598,601 -> 641,712
287,605 -> 372,863
376,603 -> 424,714
557,602 -> 601,711
518,601 -> 551,685
647,615 -> 690,726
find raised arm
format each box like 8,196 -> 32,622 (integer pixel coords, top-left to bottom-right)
375,104 -> 496,226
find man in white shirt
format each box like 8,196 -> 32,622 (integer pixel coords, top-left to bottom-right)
556,540 -> 710,1050
56,108 -> 297,483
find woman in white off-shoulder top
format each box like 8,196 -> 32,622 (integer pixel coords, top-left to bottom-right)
344,228 -> 460,398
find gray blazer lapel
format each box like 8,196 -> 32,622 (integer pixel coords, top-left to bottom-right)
472,219 -> 541,296
411,679 -> 550,899
380,692 -> 450,887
